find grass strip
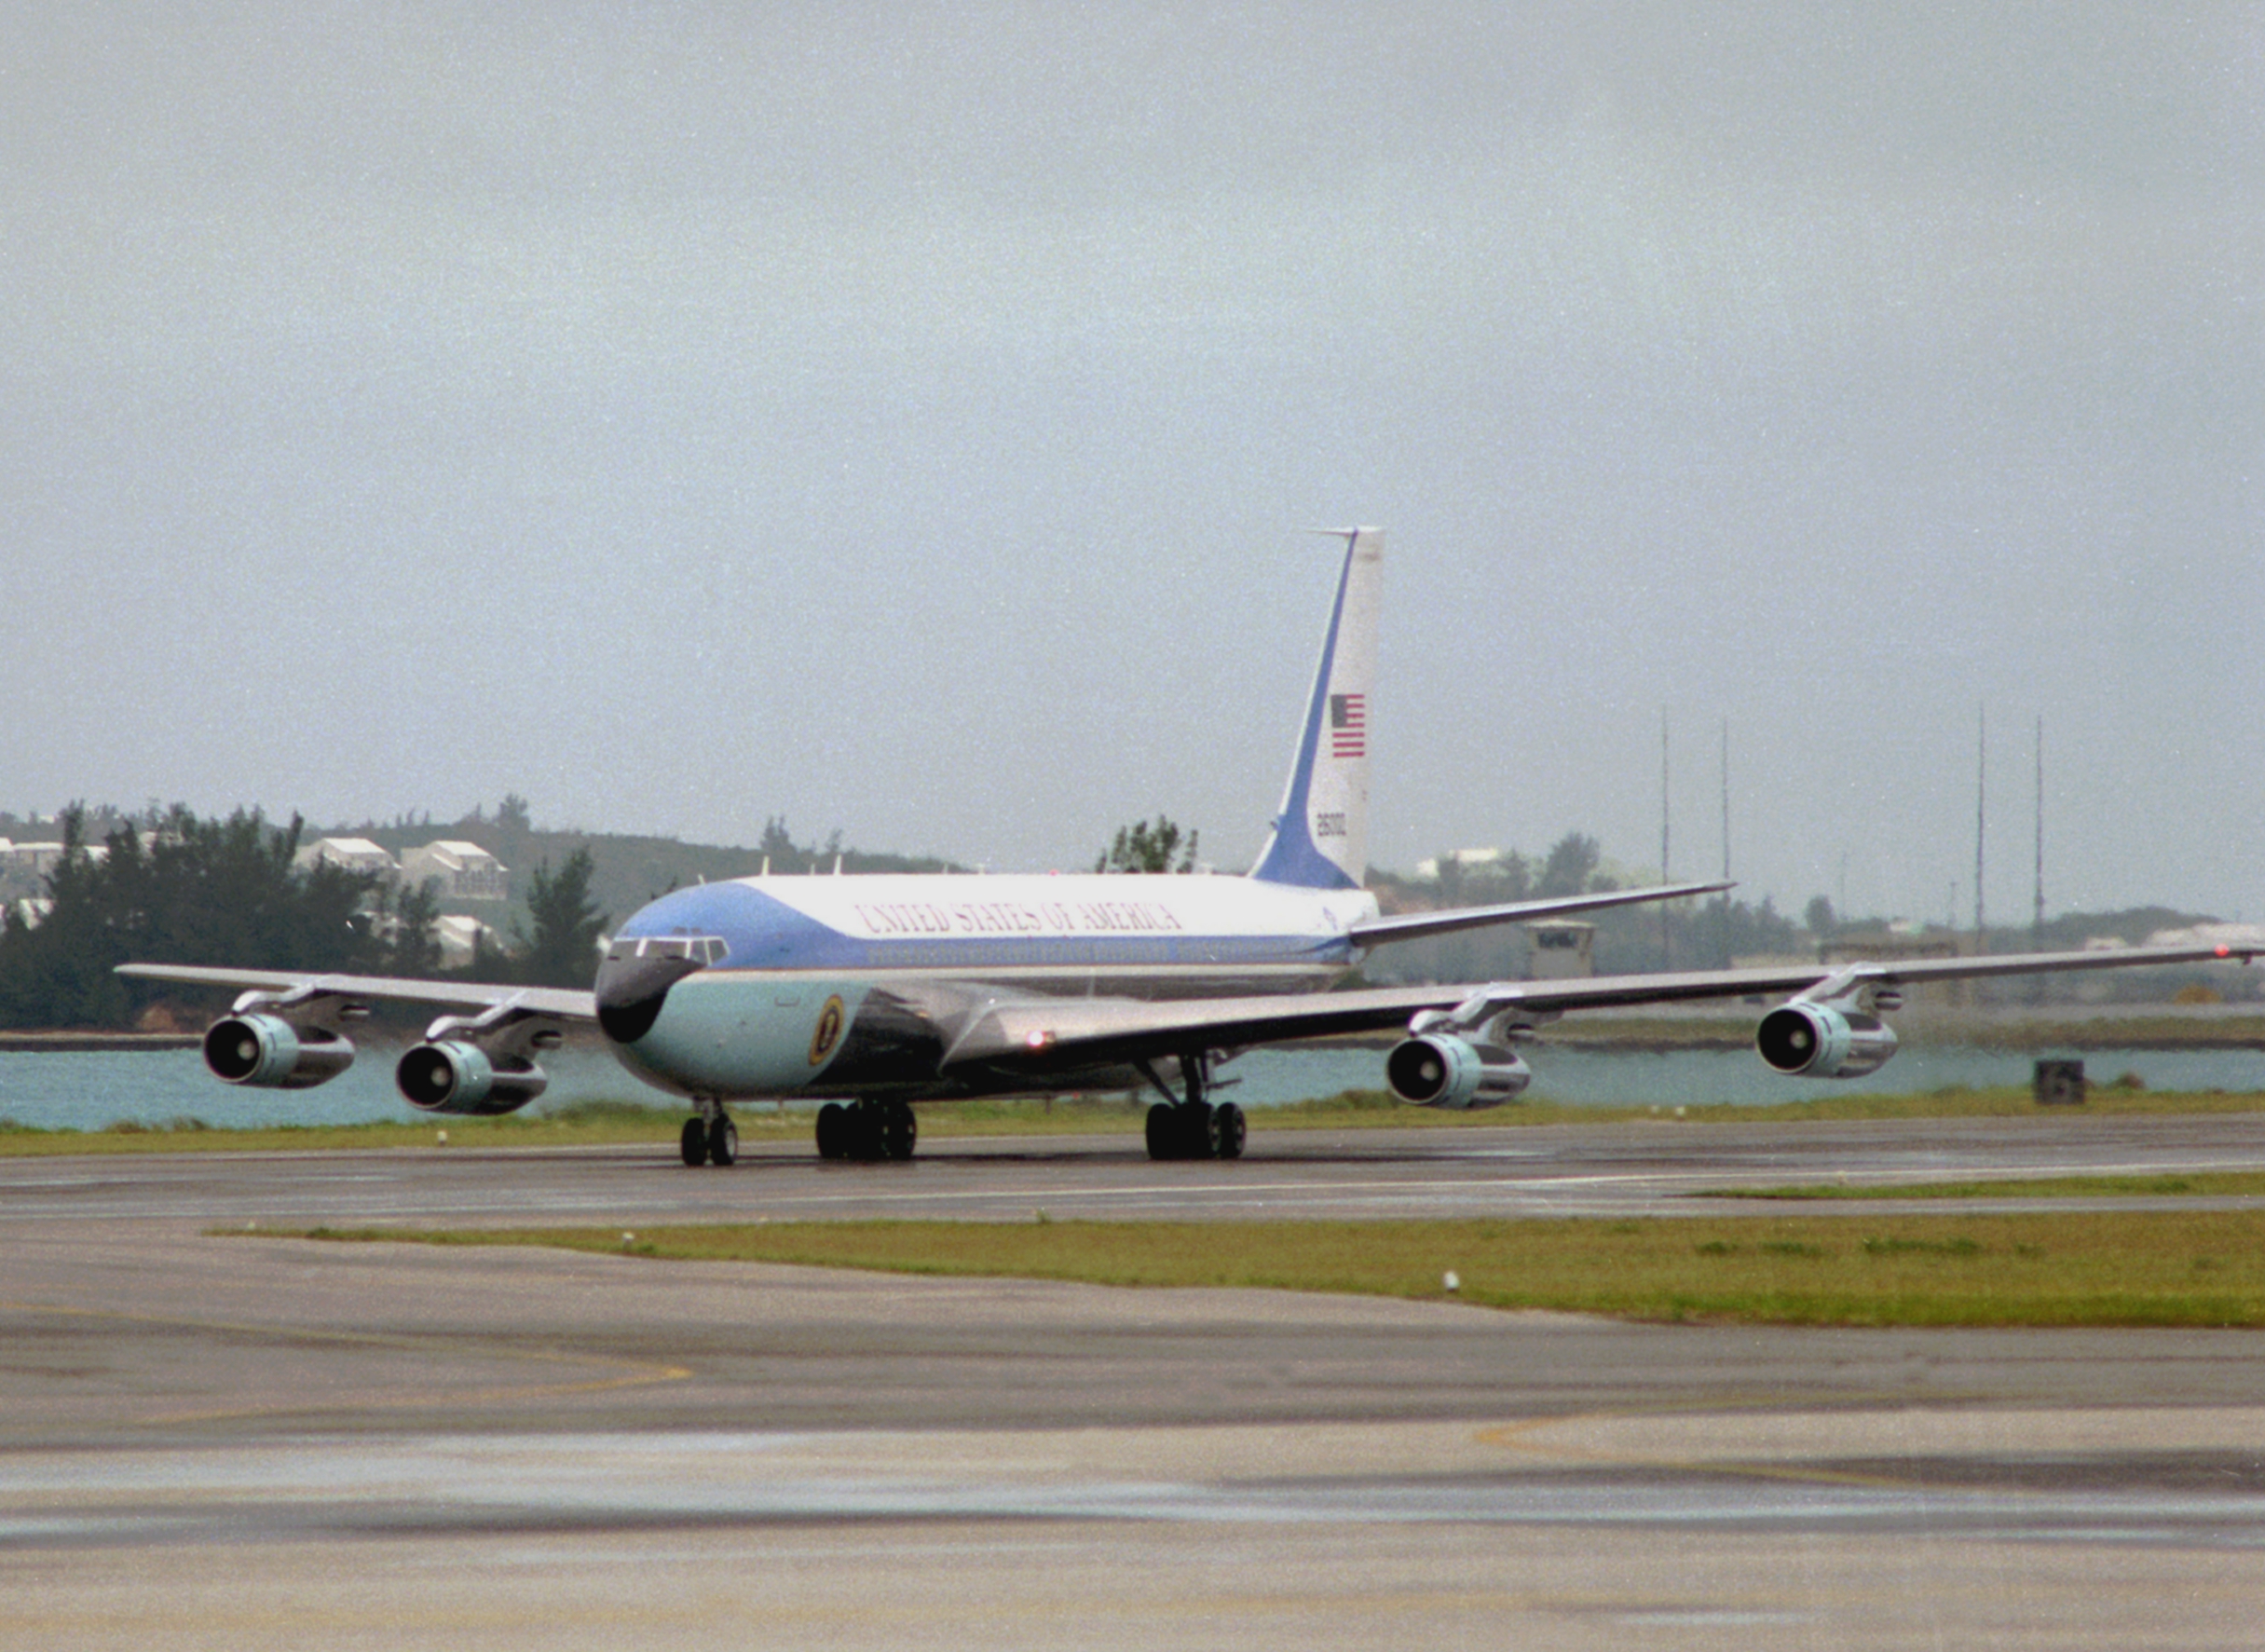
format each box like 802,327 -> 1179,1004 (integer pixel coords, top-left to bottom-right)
7,1083 -> 2263,1155
1703,1170 -> 2265,1202
291,1208 -> 2265,1329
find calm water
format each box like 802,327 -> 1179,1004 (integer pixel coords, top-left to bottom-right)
1,1041 -> 2259,1132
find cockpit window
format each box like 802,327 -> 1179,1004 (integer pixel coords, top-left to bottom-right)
605,935 -> 729,964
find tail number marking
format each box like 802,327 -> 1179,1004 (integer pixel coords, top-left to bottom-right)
1314,812 -> 1347,839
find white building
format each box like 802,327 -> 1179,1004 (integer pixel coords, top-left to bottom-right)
1526,920 -> 1595,979
399,840 -> 510,902
432,913 -> 505,969
292,838 -> 400,880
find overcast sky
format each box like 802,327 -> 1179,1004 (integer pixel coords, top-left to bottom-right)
4,4 -> 2260,922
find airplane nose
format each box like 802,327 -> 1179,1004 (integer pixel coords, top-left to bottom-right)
594,949 -> 704,1044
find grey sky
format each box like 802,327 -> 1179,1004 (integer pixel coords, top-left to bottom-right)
4,5 -> 2260,922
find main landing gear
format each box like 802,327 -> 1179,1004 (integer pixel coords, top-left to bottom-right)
679,1098 -> 738,1167
814,1099 -> 917,1162
1139,1056 -> 1245,1162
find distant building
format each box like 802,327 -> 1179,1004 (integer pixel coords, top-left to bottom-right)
1526,920 -> 1595,980
0,840 -> 68,878
1414,847 -> 1508,882
432,914 -> 505,969
0,840 -> 74,901
292,837 -> 400,880
399,840 -> 510,902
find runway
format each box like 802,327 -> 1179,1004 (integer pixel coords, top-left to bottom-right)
6,1110 -> 2265,1226
6,1116 -> 2265,1647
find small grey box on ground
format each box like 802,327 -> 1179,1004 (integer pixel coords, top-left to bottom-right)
2034,1058 -> 2086,1106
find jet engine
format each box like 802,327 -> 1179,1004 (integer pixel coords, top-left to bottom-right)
1755,1002 -> 1899,1079
202,1013 -> 356,1089
395,1040 -> 549,1116
1385,1033 -> 1533,1110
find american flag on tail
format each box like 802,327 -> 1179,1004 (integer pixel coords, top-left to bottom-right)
1330,692 -> 1366,758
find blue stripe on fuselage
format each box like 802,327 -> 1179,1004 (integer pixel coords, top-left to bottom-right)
614,881 -> 1355,973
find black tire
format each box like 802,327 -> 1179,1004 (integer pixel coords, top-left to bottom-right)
1145,1102 -> 1179,1160
882,1100 -> 917,1161
1214,1101 -> 1246,1160
851,1101 -> 887,1162
815,1101 -> 848,1160
707,1113 -> 738,1167
679,1116 -> 708,1167
1184,1101 -> 1219,1160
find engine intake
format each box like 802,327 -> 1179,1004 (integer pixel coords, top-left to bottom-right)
1385,1033 -> 1532,1110
201,1014 -> 355,1089
395,1041 -> 549,1116
1756,1003 -> 1899,1079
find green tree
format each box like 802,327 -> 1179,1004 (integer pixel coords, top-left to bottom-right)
1536,832 -> 1601,898
0,805 -> 389,1028
1804,894 -> 1837,937
514,848 -> 608,987
382,878 -> 445,976
1095,817 -> 1198,873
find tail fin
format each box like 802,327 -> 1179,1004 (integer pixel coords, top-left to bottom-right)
1248,528 -> 1382,891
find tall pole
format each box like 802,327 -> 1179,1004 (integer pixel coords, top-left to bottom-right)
2032,714 -> 2045,1004
1974,704 -> 1987,954
1720,717 -> 1730,882
1660,710 -> 1671,969
1719,717 -> 1731,966
2033,715 -> 2045,943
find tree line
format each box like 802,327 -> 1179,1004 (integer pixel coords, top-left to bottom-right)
0,806 -> 607,1029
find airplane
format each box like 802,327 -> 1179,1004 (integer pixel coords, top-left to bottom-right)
122,529 -> 2259,1167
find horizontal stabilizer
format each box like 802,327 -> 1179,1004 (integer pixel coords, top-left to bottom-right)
1346,880 -> 1732,948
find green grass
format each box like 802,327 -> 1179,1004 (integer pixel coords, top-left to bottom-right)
5,1082 -> 2262,1155
288,1208 -> 2265,1328
1704,1170 -> 2265,1202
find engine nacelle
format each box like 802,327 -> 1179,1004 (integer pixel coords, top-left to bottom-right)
395,1041 -> 548,1116
202,1014 -> 356,1090
1755,1003 -> 1899,1079
1385,1033 -> 1533,1111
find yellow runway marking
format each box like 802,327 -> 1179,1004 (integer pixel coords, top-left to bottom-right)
0,1298 -> 692,1425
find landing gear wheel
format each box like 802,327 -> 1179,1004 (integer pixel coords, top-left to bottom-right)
1183,1100 -> 1219,1160
850,1101 -> 887,1162
815,1101 -> 849,1160
1145,1102 -> 1179,1161
880,1100 -> 916,1161
1213,1101 -> 1246,1160
706,1113 -> 738,1167
680,1116 -> 708,1167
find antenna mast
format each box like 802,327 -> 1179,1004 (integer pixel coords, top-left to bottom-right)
2033,715 -> 2044,944
1660,710 -> 1671,968
1974,705 -> 1987,953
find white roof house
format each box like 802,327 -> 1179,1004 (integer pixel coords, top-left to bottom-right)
292,838 -> 400,879
431,913 -> 505,969
400,840 -> 510,902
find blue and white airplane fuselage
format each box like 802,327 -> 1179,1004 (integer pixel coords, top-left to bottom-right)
601,871 -> 1378,1102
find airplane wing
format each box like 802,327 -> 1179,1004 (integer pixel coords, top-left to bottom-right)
1346,880 -> 1731,946
113,963 -> 596,1021
940,941 -> 2263,1075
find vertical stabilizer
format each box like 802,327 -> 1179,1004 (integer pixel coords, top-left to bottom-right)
1248,528 -> 1382,890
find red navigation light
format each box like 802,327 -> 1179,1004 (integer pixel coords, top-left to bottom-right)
2217,944 -> 2232,958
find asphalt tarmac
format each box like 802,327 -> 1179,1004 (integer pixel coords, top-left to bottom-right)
6,1116 -> 2265,1648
